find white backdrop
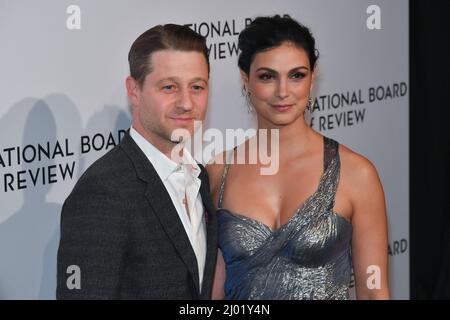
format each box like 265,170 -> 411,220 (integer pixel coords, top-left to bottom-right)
0,0 -> 409,299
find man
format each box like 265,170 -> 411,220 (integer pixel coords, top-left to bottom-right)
56,24 -> 217,299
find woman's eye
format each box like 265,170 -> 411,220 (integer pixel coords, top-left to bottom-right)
291,72 -> 306,79
258,73 -> 274,81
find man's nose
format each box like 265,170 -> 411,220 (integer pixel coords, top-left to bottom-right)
176,89 -> 194,111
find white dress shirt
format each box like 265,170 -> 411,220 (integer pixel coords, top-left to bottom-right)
129,127 -> 207,289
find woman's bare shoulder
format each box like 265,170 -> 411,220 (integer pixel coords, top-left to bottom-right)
338,143 -> 382,190
205,150 -> 228,194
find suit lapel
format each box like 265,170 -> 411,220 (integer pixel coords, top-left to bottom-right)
119,132 -> 200,295
144,176 -> 200,294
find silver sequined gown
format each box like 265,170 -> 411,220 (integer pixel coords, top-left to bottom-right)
217,136 -> 352,300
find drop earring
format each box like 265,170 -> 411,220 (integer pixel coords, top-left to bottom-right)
307,97 -> 313,113
243,87 -> 254,113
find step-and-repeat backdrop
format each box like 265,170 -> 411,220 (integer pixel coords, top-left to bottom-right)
0,0 -> 409,299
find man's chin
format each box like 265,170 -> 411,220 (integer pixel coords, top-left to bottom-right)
168,126 -> 194,144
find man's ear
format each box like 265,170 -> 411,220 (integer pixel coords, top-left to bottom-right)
240,70 -> 250,92
126,76 -> 140,107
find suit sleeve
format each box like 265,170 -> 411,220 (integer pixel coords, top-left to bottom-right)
56,175 -> 129,299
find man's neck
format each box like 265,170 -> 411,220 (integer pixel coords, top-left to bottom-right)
131,125 -> 181,160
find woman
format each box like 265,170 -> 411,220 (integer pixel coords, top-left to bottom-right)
207,15 -> 390,300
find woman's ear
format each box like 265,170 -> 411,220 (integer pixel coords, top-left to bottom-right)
310,63 -> 317,92
240,70 -> 249,91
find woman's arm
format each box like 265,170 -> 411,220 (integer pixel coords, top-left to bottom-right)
206,154 -> 228,300
212,249 -> 226,299
348,155 -> 390,299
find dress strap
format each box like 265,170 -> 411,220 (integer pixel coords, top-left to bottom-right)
324,136 -> 339,172
217,148 -> 235,208
323,136 -> 340,211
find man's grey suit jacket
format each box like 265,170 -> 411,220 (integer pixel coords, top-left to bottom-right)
56,131 -> 218,299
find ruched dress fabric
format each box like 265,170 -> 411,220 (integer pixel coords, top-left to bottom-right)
217,137 -> 352,300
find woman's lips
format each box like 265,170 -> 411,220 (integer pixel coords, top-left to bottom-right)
270,104 -> 293,112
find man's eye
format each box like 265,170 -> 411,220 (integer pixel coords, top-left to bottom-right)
192,85 -> 205,91
162,85 -> 176,91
